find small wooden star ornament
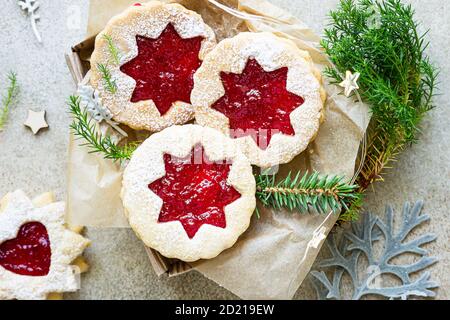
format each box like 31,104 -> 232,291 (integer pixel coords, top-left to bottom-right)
339,70 -> 360,97
24,109 -> 48,134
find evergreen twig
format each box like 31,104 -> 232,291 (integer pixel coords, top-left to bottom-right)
68,95 -> 137,162
0,72 -> 19,131
103,34 -> 121,65
322,0 -> 438,221
256,171 -> 361,215
97,63 -> 117,94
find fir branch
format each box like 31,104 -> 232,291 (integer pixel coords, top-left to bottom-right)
256,171 -> 361,214
322,0 -> 438,221
0,72 -> 19,131
103,34 -> 121,65
68,95 -> 137,161
68,96 -> 363,216
97,63 -> 117,94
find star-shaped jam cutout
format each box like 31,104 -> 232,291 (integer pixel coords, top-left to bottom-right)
148,144 -> 241,239
120,23 -> 204,115
212,58 -> 305,150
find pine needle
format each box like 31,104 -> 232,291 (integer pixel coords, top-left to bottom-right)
97,63 -> 117,94
68,95 -> 137,162
0,72 -> 19,131
256,171 -> 362,215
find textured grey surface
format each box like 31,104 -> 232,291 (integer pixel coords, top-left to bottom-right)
0,0 -> 448,300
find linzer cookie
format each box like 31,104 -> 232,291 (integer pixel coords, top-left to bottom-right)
192,32 -> 326,167
121,125 -> 256,262
0,191 -> 90,300
90,1 -> 216,132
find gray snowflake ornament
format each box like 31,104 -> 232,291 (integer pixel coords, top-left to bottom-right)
77,85 -> 113,123
18,0 -> 42,43
77,84 -> 128,137
311,201 -> 439,300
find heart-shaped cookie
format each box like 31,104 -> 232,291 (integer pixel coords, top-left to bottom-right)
0,190 -> 90,300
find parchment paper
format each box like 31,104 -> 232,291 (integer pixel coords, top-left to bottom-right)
67,0 -> 370,299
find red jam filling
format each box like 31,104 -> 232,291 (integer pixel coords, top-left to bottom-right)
0,222 -> 51,276
120,23 -> 204,116
148,144 -> 241,239
212,58 -> 305,150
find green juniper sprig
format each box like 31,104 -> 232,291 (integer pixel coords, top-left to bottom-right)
323,0 -> 437,144
68,95 -> 137,162
256,171 -> 361,216
322,0 -> 438,220
103,34 -> 121,65
0,72 -> 19,131
97,63 -> 118,94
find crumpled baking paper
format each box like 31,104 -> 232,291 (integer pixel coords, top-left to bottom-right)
66,0 -> 370,299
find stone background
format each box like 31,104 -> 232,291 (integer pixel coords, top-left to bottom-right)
0,0 -> 448,299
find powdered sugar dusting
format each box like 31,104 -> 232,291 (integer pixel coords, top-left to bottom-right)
121,125 -> 256,262
191,32 -> 325,167
0,191 -> 90,300
90,1 -> 217,132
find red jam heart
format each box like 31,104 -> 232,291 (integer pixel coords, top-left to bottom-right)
148,144 -> 241,239
212,58 -> 305,150
0,222 -> 51,276
120,23 -> 204,116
